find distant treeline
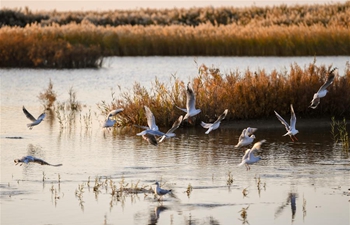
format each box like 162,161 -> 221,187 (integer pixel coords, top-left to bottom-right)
97,62 -> 350,127
0,2 -> 349,68
1,2 -> 349,27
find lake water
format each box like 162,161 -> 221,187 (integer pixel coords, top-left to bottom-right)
1,56 -> 349,225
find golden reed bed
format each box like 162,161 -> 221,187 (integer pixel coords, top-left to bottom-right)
0,2 -> 349,68
96,62 -> 350,126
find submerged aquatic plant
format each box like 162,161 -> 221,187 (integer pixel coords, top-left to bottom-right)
38,79 -> 57,109
331,117 -> 349,153
185,183 -> 193,198
239,205 -> 250,224
55,87 -> 83,129
303,194 -> 307,221
42,172 -> 46,182
75,182 -> 85,211
242,187 -> 249,198
227,171 -> 234,186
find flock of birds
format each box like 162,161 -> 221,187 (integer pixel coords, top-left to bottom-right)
15,67 -> 337,197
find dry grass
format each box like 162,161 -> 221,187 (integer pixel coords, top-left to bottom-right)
38,79 -> 57,109
2,2 -> 350,27
99,61 -> 350,127
1,3 -> 350,68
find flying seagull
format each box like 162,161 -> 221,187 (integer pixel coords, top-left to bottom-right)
235,127 -> 258,148
158,115 -> 183,143
238,140 -> 266,170
200,109 -> 228,134
103,108 -> 124,128
274,104 -> 299,142
176,82 -> 201,124
136,106 -> 181,145
22,106 -> 45,129
309,67 -> 336,109
14,156 -> 62,167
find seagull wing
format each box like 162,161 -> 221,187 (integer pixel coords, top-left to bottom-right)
144,106 -> 158,130
251,139 -> 266,152
158,116 -> 183,143
23,106 -> 36,122
317,68 -> 336,93
200,121 -> 212,129
246,127 -> 258,136
37,112 -> 46,121
33,157 -> 51,165
33,157 -> 62,166
166,115 -> 183,134
134,124 -> 150,130
108,108 -> 124,117
274,110 -> 290,132
137,130 -> 165,136
214,109 -> 228,123
186,83 -> 196,112
158,188 -> 171,195
238,149 -> 250,166
289,104 -> 297,130
175,106 -> 187,113
236,129 -> 247,144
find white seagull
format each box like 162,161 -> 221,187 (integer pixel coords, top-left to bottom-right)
274,104 -> 299,142
103,108 -> 124,128
238,140 -> 266,170
309,67 -> 336,109
14,156 -> 62,167
154,182 -> 172,200
136,106 -> 181,145
200,109 -> 228,134
158,115 -> 183,143
235,127 -> 258,148
22,106 -> 45,129
176,82 -> 201,124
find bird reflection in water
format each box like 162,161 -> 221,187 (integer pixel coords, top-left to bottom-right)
149,205 -> 168,225
274,192 -> 297,222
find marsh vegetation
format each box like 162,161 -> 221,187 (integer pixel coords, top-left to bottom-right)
1,2 -> 349,68
97,61 -> 350,127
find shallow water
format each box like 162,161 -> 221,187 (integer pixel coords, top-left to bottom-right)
1,56 -> 350,225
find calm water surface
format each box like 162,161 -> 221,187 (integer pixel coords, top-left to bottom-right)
1,56 -> 349,225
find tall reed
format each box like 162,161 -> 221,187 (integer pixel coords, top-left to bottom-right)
331,117 -> 349,152
38,79 -> 57,109
99,61 -> 350,127
2,2 -> 350,27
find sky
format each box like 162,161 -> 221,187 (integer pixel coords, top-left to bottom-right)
1,0 -> 347,12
